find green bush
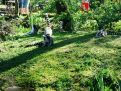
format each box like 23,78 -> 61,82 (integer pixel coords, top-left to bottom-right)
31,0 -> 121,32
94,2 -> 121,30
112,20 -> 121,32
80,20 -> 98,31
73,10 -> 97,31
0,20 -> 16,41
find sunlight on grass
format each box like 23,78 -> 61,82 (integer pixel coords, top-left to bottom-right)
0,32 -> 121,90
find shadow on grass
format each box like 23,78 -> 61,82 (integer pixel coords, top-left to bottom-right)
0,32 -> 96,73
15,32 -> 73,41
14,33 -> 42,40
94,35 -> 120,45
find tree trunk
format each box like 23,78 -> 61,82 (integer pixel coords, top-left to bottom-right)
55,0 -> 74,32
15,0 -> 19,16
55,0 -> 67,14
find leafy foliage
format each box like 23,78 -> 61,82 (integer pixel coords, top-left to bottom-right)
112,20 -> 121,32
0,20 -> 16,41
0,0 -> 121,90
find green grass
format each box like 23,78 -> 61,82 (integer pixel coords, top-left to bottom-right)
0,31 -> 121,91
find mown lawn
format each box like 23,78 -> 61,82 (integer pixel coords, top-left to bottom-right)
0,31 -> 121,91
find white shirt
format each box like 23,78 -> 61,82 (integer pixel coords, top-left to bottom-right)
44,27 -> 52,36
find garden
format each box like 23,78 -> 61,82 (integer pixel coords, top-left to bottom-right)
0,0 -> 121,91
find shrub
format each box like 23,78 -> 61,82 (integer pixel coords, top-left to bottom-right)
94,2 -> 121,30
73,11 -> 97,31
0,20 -> 16,41
112,20 -> 121,32
80,20 -> 98,31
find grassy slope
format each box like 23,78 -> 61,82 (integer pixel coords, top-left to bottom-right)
0,31 -> 121,90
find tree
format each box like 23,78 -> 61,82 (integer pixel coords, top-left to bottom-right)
55,0 -> 74,32
15,0 -> 19,16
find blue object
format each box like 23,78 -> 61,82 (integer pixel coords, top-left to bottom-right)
19,0 -> 29,8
